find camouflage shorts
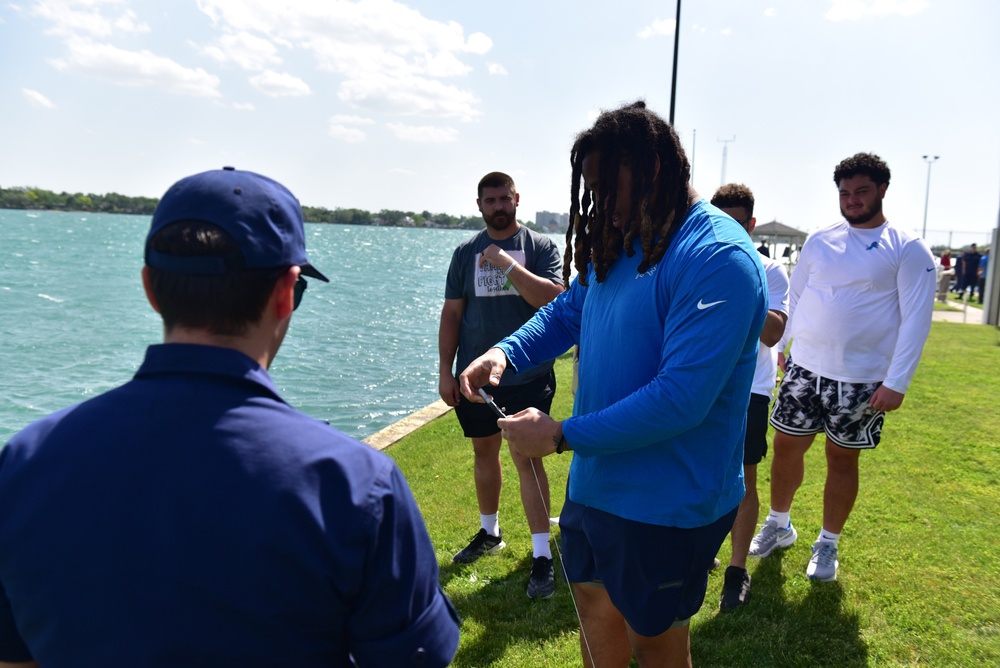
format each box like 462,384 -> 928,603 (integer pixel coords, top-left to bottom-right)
769,362 -> 884,449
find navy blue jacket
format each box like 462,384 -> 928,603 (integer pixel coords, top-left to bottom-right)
0,343 -> 459,667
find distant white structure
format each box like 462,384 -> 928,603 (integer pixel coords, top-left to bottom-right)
535,210 -> 569,232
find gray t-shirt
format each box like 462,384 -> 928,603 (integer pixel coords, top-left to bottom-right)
445,226 -> 562,386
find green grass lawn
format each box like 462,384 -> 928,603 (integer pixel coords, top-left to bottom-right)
386,322 -> 1000,667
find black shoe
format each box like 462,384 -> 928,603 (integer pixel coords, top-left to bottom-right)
527,556 -> 555,599
453,528 -> 505,564
719,566 -> 751,611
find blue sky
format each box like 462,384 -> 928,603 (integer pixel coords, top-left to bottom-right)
2,0 -> 998,248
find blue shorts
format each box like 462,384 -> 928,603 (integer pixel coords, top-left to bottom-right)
559,498 -> 738,637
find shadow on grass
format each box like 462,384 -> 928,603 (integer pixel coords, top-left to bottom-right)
692,550 -> 868,667
440,553 -> 581,665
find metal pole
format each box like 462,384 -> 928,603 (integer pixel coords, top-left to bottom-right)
669,0 -> 682,125
719,136 -> 735,186
921,155 -> 939,239
691,128 -> 696,182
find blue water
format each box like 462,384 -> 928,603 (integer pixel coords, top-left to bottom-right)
0,209 -> 564,444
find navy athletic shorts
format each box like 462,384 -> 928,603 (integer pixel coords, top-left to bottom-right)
559,498 -> 738,637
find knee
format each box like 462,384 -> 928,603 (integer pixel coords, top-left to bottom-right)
826,447 -> 860,473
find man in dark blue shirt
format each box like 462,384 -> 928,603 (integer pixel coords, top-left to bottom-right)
0,167 -> 459,667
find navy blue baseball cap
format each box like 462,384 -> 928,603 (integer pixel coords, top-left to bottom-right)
145,166 -> 329,282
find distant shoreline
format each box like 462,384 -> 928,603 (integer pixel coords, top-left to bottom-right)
0,188 -> 565,233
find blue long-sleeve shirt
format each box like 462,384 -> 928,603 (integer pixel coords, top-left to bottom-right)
497,200 -> 767,528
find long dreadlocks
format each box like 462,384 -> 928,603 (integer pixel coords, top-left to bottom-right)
564,100 -> 691,286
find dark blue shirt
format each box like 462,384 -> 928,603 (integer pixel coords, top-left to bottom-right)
0,343 -> 459,667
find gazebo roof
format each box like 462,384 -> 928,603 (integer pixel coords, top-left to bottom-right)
753,220 -> 808,240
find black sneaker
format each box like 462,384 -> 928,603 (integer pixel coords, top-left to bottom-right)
452,528 -> 505,564
719,566 -> 751,611
526,556 -> 555,599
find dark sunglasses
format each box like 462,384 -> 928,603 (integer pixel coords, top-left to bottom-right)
293,276 -> 307,310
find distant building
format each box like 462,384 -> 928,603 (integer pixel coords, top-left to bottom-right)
535,210 -> 569,233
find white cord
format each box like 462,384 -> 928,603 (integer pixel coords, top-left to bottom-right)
528,455 -> 594,666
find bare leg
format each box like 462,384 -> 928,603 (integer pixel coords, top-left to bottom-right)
509,445 -> 551,535
471,434 -> 503,516
822,441 -> 861,533
573,584 -> 632,668
728,464 -> 758,569
628,622 -> 692,668
769,432 -> 816,513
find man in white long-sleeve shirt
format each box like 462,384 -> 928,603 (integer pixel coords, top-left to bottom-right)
749,153 -> 935,581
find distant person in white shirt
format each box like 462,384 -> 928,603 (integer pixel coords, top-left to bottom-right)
710,184 -> 789,611
749,153 -> 935,582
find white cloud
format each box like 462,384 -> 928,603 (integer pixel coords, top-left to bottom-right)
248,69 -> 311,96
50,37 -> 221,97
720,28 -> 733,36
487,62 -> 508,76
22,88 -> 55,108
386,122 -> 459,143
330,114 -> 375,125
638,17 -> 676,39
30,0 -> 149,38
825,0 -> 929,21
340,74 -> 480,121
765,7 -> 778,17
201,31 -> 281,70
464,32 -> 493,55
328,124 -> 367,143
232,101 -> 255,111
328,114 -> 374,141
195,0 -> 489,119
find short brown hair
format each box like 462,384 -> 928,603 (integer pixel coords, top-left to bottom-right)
146,220 -> 283,336
477,172 -> 516,199
710,183 -> 755,217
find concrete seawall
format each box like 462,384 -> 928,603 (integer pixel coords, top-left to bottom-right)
362,399 -> 453,451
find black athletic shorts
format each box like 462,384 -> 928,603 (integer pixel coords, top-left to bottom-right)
743,393 -> 771,466
454,370 -> 556,438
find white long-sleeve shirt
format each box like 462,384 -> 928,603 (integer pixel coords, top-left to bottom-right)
785,220 -> 935,393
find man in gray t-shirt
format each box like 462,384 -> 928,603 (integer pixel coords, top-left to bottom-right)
438,171 -> 563,599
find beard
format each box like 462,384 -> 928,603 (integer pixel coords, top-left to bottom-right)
841,197 -> 883,226
484,209 -> 515,231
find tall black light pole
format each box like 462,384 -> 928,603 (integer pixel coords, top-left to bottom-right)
921,155 -> 939,239
669,0 -> 682,125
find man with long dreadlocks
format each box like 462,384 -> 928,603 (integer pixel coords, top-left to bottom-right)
459,101 -> 767,666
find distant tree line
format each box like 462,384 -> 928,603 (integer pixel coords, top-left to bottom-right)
0,186 -> 159,215
0,186 -> 530,231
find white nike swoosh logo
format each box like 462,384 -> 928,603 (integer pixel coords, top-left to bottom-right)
697,299 -> 726,310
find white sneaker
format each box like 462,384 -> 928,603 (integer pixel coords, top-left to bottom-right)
807,541 -> 839,581
748,520 -> 798,558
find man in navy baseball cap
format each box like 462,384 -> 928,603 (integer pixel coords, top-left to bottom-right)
0,168 -> 461,667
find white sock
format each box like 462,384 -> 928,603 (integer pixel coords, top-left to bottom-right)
818,528 -> 841,545
531,532 -> 552,560
480,513 -> 500,537
767,509 -> 791,530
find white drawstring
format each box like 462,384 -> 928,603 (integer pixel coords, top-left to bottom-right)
528,455 -> 595,665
